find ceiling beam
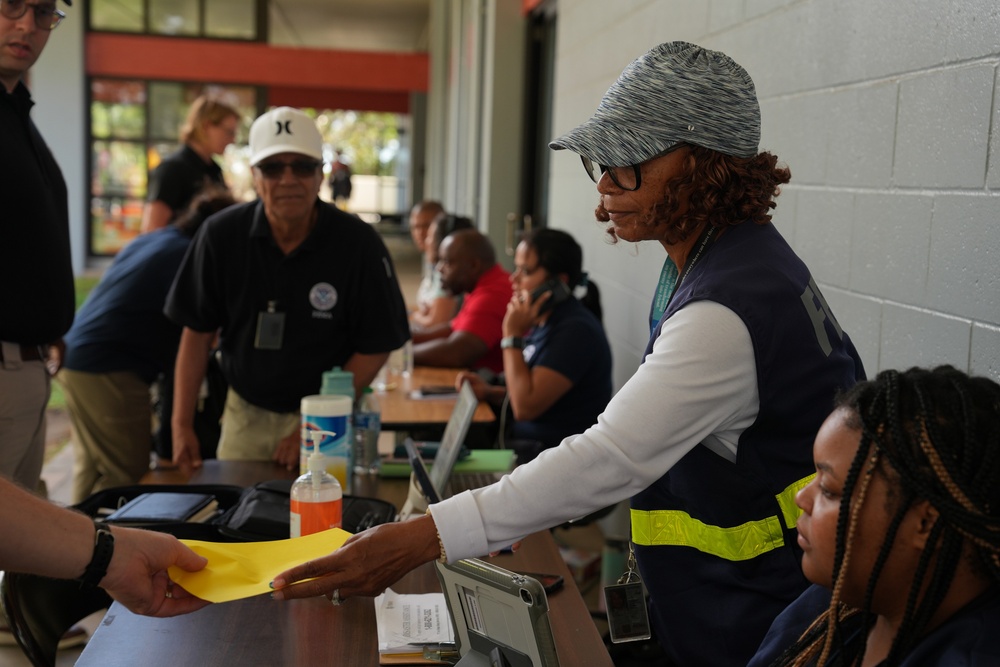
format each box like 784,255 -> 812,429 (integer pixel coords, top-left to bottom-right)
85,34 -> 429,93
268,86 -> 410,113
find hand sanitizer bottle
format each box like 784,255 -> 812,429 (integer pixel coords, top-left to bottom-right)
290,445 -> 343,538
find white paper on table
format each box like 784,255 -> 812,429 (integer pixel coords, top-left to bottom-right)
374,588 -> 455,654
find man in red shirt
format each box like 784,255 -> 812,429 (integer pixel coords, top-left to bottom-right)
412,230 -> 511,373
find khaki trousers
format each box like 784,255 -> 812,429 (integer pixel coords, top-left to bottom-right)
60,368 -> 152,503
217,388 -> 299,461
0,342 -> 48,491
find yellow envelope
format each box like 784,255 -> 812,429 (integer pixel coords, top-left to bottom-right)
168,528 -> 352,603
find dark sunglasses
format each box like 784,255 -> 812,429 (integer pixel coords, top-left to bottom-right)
580,143 -> 686,191
255,159 -> 321,179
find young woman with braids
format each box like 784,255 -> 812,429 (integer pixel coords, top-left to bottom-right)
750,366 -> 1000,667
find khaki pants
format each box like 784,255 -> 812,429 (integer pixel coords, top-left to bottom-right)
217,388 -> 299,461
0,342 -> 48,491
60,368 -> 152,504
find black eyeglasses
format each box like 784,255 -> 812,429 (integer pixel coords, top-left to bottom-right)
580,144 -> 686,191
1,0 -> 66,30
255,159 -> 321,180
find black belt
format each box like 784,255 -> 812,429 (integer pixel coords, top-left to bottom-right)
0,344 -> 48,362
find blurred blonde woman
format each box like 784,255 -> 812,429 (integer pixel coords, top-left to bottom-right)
141,96 -> 240,233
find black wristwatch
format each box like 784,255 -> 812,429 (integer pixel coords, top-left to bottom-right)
78,519 -> 115,587
500,336 -> 525,350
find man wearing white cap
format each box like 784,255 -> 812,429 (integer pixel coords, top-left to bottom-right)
166,107 -> 410,473
270,43 -> 865,666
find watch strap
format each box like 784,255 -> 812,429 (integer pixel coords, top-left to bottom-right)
78,519 -> 115,587
500,336 -> 525,350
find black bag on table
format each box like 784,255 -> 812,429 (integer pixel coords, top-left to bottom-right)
75,481 -> 396,541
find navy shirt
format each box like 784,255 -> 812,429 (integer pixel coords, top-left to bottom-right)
514,298 -> 612,449
0,82 -> 74,345
63,227 -> 193,383
749,584 -> 1000,666
165,200 -> 411,413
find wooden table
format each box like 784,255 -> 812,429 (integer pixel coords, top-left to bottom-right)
377,366 -> 494,430
140,366 -> 493,485
84,462 -> 611,667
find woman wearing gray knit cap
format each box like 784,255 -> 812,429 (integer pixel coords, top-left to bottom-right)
271,42 -> 866,667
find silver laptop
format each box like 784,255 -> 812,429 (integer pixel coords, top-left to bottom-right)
400,381 -> 479,517
427,380 -> 479,497
435,558 -> 560,666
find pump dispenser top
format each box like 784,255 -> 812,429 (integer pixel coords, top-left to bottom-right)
307,450 -> 327,483
302,429 -> 337,455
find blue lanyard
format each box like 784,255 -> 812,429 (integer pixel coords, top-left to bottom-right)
649,259 -> 678,336
648,226 -> 717,336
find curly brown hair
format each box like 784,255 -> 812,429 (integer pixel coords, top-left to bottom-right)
595,145 -> 791,245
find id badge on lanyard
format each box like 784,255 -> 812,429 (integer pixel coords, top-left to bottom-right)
255,300 -> 285,350
603,541 -> 652,643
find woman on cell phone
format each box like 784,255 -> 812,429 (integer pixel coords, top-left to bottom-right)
456,229 -> 612,462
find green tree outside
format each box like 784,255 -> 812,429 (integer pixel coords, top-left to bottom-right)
311,109 -> 401,176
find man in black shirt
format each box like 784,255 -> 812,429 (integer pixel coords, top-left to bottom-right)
166,107 -> 410,473
0,0 -> 75,491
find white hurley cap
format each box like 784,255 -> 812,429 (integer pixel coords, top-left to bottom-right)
249,107 -> 324,166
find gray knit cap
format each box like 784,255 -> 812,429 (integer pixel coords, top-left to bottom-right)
550,41 -> 760,166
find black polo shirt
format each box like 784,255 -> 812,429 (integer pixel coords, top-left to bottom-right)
0,82 -> 74,345
147,144 -> 226,219
165,200 -> 410,412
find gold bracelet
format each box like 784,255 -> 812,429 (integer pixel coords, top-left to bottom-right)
425,508 -> 447,563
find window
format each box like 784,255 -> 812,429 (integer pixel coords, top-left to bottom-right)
88,78 -> 260,256
90,80 -> 147,255
91,0 -> 143,32
90,0 -> 260,40
206,0 -> 256,39
149,0 -> 199,36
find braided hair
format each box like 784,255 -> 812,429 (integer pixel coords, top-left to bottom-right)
773,365 -> 1000,667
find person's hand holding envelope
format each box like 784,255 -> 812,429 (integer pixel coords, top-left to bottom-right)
168,528 -> 352,603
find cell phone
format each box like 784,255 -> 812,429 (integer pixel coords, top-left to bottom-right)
418,384 -> 458,396
529,279 -> 571,315
515,572 -> 564,594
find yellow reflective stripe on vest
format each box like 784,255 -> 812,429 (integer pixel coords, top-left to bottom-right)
631,508 -> 784,561
630,473 -> 816,561
777,473 -> 815,529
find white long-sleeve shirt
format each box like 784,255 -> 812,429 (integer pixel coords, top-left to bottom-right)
431,300 -> 760,559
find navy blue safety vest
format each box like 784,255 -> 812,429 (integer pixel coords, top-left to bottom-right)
633,221 -> 865,666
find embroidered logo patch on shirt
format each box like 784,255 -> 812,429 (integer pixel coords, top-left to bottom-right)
310,283 -> 338,311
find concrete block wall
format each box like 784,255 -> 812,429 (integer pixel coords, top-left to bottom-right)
547,0 -> 1000,390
